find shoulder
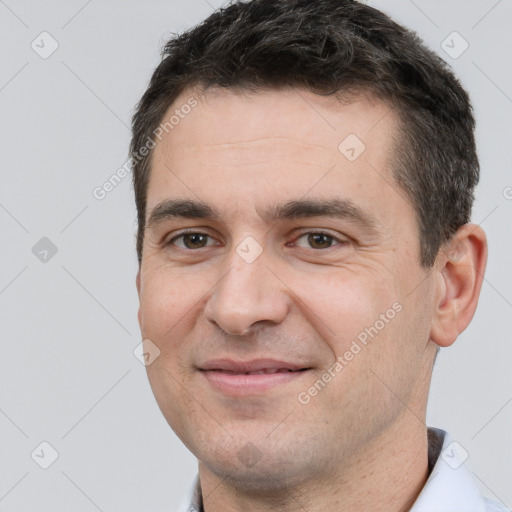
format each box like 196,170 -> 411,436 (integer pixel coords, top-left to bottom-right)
484,497 -> 511,512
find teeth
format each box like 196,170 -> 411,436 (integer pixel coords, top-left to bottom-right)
210,368 -> 298,374
245,368 -> 291,375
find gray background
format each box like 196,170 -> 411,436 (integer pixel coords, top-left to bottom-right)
0,0 -> 511,510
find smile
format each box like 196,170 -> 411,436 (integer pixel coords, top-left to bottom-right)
199,359 -> 311,395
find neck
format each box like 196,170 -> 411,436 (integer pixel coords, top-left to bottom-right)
198,418 -> 430,512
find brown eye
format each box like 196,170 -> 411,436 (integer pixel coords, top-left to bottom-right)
293,232 -> 342,250
170,232 -> 215,249
183,233 -> 208,249
307,233 -> 334,249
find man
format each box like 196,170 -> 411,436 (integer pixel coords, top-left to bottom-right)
131,1 -> 509,510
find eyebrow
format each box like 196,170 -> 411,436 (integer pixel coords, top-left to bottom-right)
146,198 -> 379,233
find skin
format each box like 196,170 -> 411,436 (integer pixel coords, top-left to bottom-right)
136,87 -> 487,512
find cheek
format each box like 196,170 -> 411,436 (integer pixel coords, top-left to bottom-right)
145,358 -> 200,445
293,269 -> 399,352
138,268 -> 206,339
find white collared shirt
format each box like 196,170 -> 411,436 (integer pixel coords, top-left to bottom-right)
178,427 -> 510,512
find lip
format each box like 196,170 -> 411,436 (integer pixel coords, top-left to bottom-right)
199,358 -> 312,395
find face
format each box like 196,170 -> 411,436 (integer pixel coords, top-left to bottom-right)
136,87 -> 438,490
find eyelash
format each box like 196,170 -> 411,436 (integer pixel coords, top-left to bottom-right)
166,229 -> 348,250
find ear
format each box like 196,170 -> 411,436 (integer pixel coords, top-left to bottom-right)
430,223 -> 487,347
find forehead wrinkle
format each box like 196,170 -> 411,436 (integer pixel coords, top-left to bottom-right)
181,136 -> 330,153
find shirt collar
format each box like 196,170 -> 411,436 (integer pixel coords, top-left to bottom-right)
410,427 -> 487,511
179,427 -> 488,512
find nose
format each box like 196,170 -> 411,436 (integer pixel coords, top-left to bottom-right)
204,243 -> 291,336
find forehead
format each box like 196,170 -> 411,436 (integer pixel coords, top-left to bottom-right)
147,86 -> 407,227
155,86 -> 396,156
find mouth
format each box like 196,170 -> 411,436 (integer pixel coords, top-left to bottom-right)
211,368 -> 305,375
198,359 -> 312,395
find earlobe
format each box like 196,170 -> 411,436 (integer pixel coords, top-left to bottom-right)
430,224 -> 487,347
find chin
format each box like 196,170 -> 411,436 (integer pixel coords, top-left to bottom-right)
197,434 -> 321,495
